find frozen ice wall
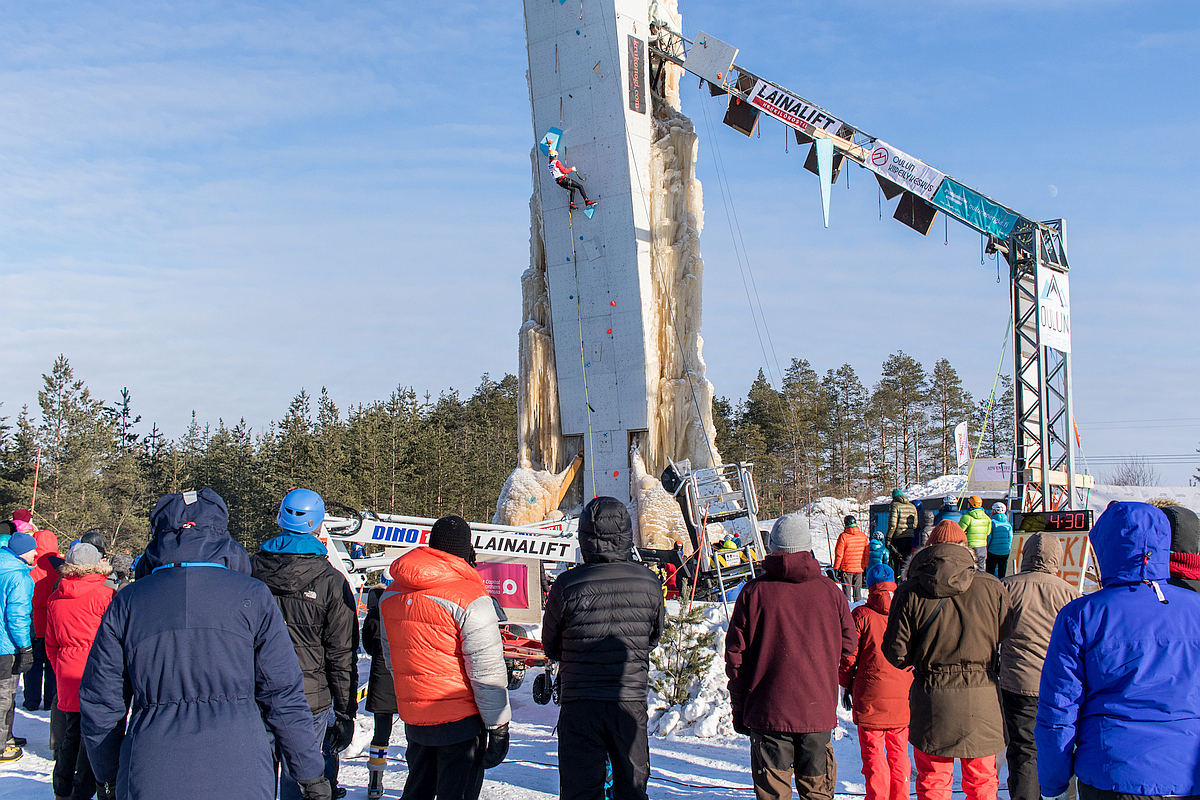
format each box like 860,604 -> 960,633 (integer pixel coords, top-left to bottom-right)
500,0 -> 718,530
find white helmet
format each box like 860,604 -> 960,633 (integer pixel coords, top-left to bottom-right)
992,502 -> 1007,514
548,148 -> 558,158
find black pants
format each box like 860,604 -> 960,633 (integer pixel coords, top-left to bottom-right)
0,654 -> 18,745
749,729 -> 834,800
558,699 -> 649,800
556,177 -> 589,204
53,710 -> 97,800
22,637 -> 55,711
372,712 -> 394,748
986,553 -> 1009,578
1078,784 -> 1197,800
402,731 -> 487,800
1001,689 -> 1039,800
842,572 -> 864,603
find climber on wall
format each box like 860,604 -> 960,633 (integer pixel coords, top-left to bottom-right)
548,149 -> 596,211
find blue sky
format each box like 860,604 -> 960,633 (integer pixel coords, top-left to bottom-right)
1,1 -> 1197,484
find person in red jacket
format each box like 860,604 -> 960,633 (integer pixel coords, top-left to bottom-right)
833,515 -> 870,602
46,542 -> 114,800
726,512 -> 855,800
26,524 -> 62,712
379,516 -> 511,800
840,564 -> 913,800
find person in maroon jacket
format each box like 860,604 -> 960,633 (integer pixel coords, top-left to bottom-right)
725,512 -> 855,800
840,564 -> 913,800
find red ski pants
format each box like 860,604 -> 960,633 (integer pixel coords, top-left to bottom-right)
913,748 -> 998,800
858,727 -> 911,800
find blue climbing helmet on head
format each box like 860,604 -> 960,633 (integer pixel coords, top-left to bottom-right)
277,488 -> 325,534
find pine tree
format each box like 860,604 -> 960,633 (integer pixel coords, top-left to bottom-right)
926,359 -> 974,475
821,364 -> 868,497
874,352 -> 928,487
650,605 -> 717,707
973,375 -> 1014,459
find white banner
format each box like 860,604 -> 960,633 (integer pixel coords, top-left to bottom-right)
1039,270 -> 1071,353
865,140 -> 945,200
748,79 -> 842,135
955,421 -> 971,467
968,458 -> 1013,491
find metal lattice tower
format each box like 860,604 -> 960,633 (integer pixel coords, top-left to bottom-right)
1007,219 -> 1081,512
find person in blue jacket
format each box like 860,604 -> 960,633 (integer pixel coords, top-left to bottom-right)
1036,502 -> 1200,800
933,496 -> 962,526
0,531 -> 37,762
985,503 -> 1014,578
867,530 -> 888,569
79,489 -> 331,800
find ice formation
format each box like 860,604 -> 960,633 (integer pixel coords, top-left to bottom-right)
493,464 -> 566,527
630,447 -> 692,552
502,0 -> 720,530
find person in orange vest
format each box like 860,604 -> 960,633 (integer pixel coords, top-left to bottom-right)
833,515 -> 870,602
379,516 -> 510,800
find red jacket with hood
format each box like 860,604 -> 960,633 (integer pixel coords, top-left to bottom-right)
839,580 -> 912,729
725,550 -> 855,734
45,571 -> 114,712
30,529 -> 63,638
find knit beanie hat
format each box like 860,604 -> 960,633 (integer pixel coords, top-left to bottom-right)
66,542 -> 103,566
768,513 -> 812,554
925,520 -> 968,546
891,489 -> 904,501
11,509 -> 31,525
1163,506 -> 1200,555
429,515 -> 476,564
7,531 -> 37,557
865,563 -> 894,587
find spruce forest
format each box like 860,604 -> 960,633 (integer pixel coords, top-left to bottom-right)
0,353 -> 1012,554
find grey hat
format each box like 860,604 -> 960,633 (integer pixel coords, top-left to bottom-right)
768,513 -> 812,554
66,542 -> 103,566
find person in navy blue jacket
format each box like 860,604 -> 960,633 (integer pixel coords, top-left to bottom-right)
79,489 -> 331,800
1036,502 -> 1200,800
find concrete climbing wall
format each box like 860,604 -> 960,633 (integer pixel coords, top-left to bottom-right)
524,0 -> 657,502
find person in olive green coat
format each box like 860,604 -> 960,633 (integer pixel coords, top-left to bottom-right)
958,496 -> 992,571
886,490 -> 918,570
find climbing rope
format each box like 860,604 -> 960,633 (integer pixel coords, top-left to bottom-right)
958,312 -> 1012,503
568,207 -> 599,497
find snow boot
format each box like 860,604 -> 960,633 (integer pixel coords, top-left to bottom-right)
367,768 -> 385,799
0,744 -> 22,762
585,199 -> 597,207
8,735 -> 25,747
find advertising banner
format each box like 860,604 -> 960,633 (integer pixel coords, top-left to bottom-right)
747,79 -> 842,135
968,458 -> 1014,492
865,140 -> 945,200
365,521 -> 578,563
931,178 -> 1019,239
476,562 -> 530,609
1038,269 -> 1071,353
955,421 -> 971,467
627,35 -> 646,114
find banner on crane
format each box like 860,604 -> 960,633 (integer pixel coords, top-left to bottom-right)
748,79 -> 843,135
930,178 -> 1019,239
1038,269 -> 1072,353
955,421 -> 971,467
366,522 -> 579,562
476,562 -> 530,609
865,140 -> 945,201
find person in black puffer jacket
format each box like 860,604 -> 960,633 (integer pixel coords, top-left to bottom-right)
252,489 -> 359,800
542,496 -> 665,800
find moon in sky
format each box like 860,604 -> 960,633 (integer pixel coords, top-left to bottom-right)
1049,184 -> 1059,197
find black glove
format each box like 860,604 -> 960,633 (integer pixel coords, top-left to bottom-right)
298,777 -> 332,800
841,688 -> 853,711
12,647 -> 33,674
96,783 -> 117,800
482,722 -> 510,769
328,711 -> 354,753
732,708 -> 750,736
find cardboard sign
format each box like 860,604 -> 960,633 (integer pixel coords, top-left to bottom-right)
1010,531 -> 1094,592
1038,270 -> 1071,353
748,79 -> 842,135
477,562 -> 530,609
865,140 -> 945,200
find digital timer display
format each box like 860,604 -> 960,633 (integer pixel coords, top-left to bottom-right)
1013,510 -> 1094,533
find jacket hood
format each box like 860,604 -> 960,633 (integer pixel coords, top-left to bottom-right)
865,580 -> 897,615
252,549 -> 331,594
34,529 -> 60,560
54,571 -> 110,599
1163,505 -> 1200,555
761,550 -> 821,583
578,496 -> 634,564
1019,532 -> 1063,574
138,488 -> 251,578
1091,502 -> 1170,586
389,545 -> 483,592
907,542 -> 976,597
259,531 -> 328,556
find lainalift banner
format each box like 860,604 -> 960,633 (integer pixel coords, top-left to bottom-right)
748,79 -> 842,135
865,140 -> 945,200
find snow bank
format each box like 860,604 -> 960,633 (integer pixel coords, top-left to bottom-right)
648,601 -> 734,739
